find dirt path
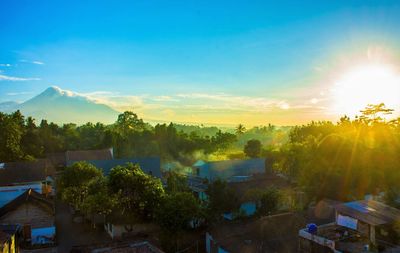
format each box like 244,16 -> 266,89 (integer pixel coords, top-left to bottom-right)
55,200 -> 111,252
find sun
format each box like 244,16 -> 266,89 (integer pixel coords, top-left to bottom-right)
332,63 -> 400,117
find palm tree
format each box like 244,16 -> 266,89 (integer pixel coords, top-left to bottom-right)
235,124 -> 246,135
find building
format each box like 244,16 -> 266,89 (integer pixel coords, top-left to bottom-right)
71,241 -> 165,253
84,157 -> 162,179
189,171 -> 293,219
65,148 -> 114,167
0,189 -> 55,247
0,160 -> 55,207
192,158 -> 266,182
299,200 -> 400,253
0,224 -> 21,253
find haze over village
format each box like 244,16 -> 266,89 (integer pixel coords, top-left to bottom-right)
1,1 -> 400,253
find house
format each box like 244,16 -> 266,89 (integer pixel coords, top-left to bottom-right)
0,189 -> 55,247
71,240 -> 165,253
0,160 -> 55,207
190,172 -> 293,220
298,200 -> 400,253
0,224 -> 21,253
65,148 -> 114,167
192,158 -> 266,182
83,157 -> 162,179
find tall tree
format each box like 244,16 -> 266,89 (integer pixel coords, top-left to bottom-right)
235,124 -> 246,135
244,139 -> 262,158
58,161 -> 104,210
0,111 -> 25,161
108,163 -> 164,220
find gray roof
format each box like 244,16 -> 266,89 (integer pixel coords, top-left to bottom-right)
83,157 -> 162,179
0,159 -> 55,186
66,148 -> 113,165
335,200 -> 400,226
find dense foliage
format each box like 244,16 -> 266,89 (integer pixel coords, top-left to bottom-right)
275,104 -> 400,204
0,110 -> 285,162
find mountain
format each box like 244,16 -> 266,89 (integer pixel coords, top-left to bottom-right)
0,101 -> 20,113
2,86 -> 119,124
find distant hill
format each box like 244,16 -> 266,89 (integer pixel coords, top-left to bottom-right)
0,101 -> 19,113
1,86 -> 119,124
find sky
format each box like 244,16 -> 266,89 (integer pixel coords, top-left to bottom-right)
1,0 -> 400,126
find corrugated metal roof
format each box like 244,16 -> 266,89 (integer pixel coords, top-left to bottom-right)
0,159 -> 55,186
335,200 -> 400,226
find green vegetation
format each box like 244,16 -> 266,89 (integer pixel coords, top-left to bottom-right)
205,179 -> 239,221
4,104 -> 400,239
274,104 -> 400,205
244,139 -> 262,158
0,110 -> 285,162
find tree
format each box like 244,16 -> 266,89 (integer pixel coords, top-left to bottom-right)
359,103 -> 394,124
81,177 -> 116,224
211,130 -> 237,151
156,192 -> 202,232
108,163 -> 164,220
21,116 -> 43,158
244,139 -> 262,158
206,179 -> 239,221
165,171 -> 190,193
115,111 -> 146,134
235,124 -> 246,135
156,192 -> 203,253
0,111 -> 25,161
257,188 -> 281,215
58,161 -> 104,210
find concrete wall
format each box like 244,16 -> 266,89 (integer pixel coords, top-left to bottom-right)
104,222 -> 157,240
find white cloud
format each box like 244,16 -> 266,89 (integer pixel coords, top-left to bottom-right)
32,61 -> 45,65
19,60 -> 45,65
175,93 -> 289,112
0,64 -> 11,67
6,91 -> 34,96
0,74 -> 41,81
277,101 -> 290,110
152,96 -> 180,102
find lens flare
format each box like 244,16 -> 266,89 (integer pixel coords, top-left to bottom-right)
332,64 -> 400,117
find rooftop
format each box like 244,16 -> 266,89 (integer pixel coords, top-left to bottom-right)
335,200 -> 400,226
0,189 -> 54,218
0,159 -> 55,186
83,157 -> 162,179
193,158 -> 265,171
66,148 -> 113,164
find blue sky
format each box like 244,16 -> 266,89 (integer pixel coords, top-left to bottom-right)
1,1 -> 400,125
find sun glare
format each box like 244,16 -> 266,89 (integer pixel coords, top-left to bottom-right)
332,63 -> 400,117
